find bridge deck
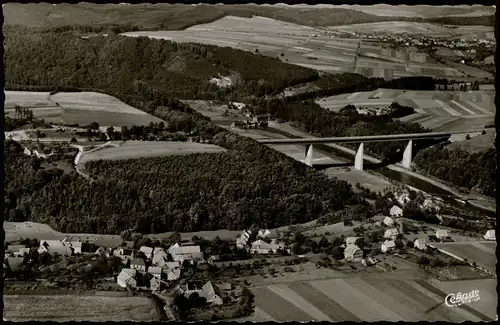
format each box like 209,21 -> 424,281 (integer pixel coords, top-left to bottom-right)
258,132 -> 452,145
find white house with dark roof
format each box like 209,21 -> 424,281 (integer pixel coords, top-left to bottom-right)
414,238 -> 428,251
236,230 -> 252,250
152,250 -> 169,267
139,246 -> 154,260
258,229 -> 271,238
484,230 -> 495,241
381,240 -> 396,253
390,206 -> 403,217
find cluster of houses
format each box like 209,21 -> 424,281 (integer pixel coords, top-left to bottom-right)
115,242 -> 205,291
236,229 -> 290,255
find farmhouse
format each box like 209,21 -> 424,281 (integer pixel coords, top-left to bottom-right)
484,230 -> 495,241
152,250 -> 169,267
164,267 -> 181,281
250,239 -> 284,254
236,230 -> 252,250
201,281 -> 225,305
168,243 -> 204,263
381,240 -> 396,253
390,206 -> 403,217
258,229 -> 271,238
414,238 -> 428,251
147,266 -> 162,280
344,245 -> 363,262
383,216 -> 395,227
5,257 -> 24,273
113,247 -> 135,263
150,278 -> 161,292
139,246 -> 154,260
117,268 -> 137,289
345,237 -> 360,246
384,228 -> 399,240
436,229 -> 451,241
130,258 -> 146,272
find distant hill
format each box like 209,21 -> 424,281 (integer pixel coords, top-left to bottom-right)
3,3 -> 495,31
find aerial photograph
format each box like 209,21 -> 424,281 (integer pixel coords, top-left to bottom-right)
2,2 -> 497,322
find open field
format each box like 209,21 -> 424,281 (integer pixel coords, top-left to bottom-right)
324,167 -> 393,193
432,242 -> 497,274
318,89 -> 495,132
78,141 -> 226,166
122,16 -> 472,80
333,5 -> 495,18
446,132 -> 495,152
3,295 -> 157,321
5,91 -> 163,127
252,276 -> 494,322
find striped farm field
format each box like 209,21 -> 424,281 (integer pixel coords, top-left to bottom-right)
252,277 -> 495,322
5,91 -> 163,127
317,89 -> 494,132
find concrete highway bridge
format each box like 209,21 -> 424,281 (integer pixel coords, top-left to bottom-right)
258,132 -> 453,171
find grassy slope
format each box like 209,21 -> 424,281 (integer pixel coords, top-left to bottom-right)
3,3 -> 495,30
446,132 -> 495,153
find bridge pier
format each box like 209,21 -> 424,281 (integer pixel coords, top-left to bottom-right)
305,144 -> 314,167
401,140 -> 413,169
354,142 -> 364,171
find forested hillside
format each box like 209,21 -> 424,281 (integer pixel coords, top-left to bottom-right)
4,140 -> 359,234
413,145 -> 496,197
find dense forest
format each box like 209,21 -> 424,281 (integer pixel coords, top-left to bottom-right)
413,145 -> 496,197
4,140 -> 360,234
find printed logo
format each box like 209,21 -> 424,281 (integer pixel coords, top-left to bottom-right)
445,290 -> 480,307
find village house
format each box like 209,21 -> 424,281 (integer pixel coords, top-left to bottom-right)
168,244 -> 204,263
113,247 -> 135,264
139,246 -> 154,260
436,229 -> 451,241
176,281 -> 204,297
130,258 -> 146,272
236,230 -> 252,250
250,239 -> 284,254
414,238 -> 428,251
421,199 -> 440,212
148,266 -> 162,280
152,250 -> 169,267
5,257 -> 24,273
164,267 -> 181,281
150,278 -> 161,292
384,228 -> 399,241
117,268 -> 137,289
208,255 -> 220,264
258,229 -> 271,239
390,205 -> 403,217
344,245 -> 363,262
201,281 -> 225,305
484,230 -> 495,241
345,237 -> 360,246
381,240 -> 396,253
383,216 -> 395,227
38,239 -> 82,256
